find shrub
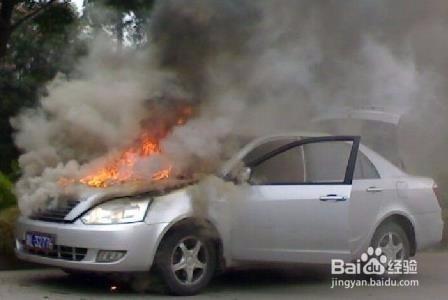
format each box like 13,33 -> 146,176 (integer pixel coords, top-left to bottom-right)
0,172 -> 16,210
0,172 -> 17,257
0,206 -> 19,256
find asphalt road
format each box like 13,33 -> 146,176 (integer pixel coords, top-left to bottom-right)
0,251 -> 447,300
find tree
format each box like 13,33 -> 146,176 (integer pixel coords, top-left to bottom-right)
84,0 -> 155,50
0,0 -> 84,174
0,0 -> 61,62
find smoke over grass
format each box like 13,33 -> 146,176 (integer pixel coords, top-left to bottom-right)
12,0 -> 448,214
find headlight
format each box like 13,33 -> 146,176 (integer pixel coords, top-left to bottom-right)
81,197 -> 151,225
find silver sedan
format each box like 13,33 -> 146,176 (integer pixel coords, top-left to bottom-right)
15,133 -> 443,295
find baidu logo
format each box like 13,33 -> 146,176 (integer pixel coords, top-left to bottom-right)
361,247 -> 388,275
331,247 -> 417,276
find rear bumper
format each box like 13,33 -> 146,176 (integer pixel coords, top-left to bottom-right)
15,217 -> 169,272
414,212 -> 444,250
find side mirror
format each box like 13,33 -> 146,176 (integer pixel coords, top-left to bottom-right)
235,167 -> 251,184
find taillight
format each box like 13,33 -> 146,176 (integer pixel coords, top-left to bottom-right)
433,183 -> 443,208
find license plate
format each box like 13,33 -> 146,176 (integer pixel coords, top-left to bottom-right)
25,232 -> 55,251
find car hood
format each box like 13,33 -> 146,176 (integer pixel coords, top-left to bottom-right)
63,177 -> 199,221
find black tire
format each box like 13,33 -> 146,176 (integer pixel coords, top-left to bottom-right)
370,222 -> 411,278
154,226 -> 216,296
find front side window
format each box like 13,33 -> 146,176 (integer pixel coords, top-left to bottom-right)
246,139 -> 355,185
303,141 -> 353,184
249,146 -> 304,185
243,138 -> 298,166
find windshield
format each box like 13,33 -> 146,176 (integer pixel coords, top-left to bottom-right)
220,135 -> 256,162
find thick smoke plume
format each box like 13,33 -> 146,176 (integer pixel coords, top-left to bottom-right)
12,0 -> 448,214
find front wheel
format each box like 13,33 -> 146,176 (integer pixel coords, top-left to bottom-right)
154,227 -> 216,296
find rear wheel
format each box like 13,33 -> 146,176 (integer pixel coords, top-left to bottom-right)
154,227 -> 216,296
370,222 -> 410,277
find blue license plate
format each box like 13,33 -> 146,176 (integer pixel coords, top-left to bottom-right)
25,232 -> 55,251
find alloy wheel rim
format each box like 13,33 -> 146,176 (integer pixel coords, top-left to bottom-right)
377,232 -> 405,262
171,236 -> 208,286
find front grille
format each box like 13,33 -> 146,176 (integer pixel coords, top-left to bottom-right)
25,244 -> 88,261
30,200 -> 80,223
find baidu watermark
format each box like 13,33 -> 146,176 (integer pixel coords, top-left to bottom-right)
330,247 -> 419,289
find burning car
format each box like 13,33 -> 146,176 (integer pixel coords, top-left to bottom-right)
15,133 -> 443,295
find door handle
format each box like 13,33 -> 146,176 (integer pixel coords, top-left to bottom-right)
367,186 -> 383,193
319,194 -> 346,201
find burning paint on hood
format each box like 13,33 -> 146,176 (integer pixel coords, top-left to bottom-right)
72,104 -> 193,189
79,177 -> 200,204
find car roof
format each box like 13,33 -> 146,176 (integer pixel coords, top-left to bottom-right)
312,106 -> 402,125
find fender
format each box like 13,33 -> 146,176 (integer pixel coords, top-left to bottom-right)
352,209 -> 417,259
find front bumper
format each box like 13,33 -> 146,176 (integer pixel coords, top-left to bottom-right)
15,217 -> 169,272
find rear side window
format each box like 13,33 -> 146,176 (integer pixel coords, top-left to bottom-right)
303,141 -> 353,184
354,151 -> 380,179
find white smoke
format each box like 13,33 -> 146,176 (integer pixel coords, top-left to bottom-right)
12,36 -> 181,214
12,0 -> 448,215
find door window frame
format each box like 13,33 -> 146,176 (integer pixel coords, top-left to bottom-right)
246,136 -> 361,185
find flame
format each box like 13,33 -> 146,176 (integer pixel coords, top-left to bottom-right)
62,104 -> 194,189
176,106 -> 193,125
152,166 -> 173,181
79,133 -> 172,188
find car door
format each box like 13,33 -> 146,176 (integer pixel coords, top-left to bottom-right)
231,136 -> 360,264
349,147 -> 389,256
